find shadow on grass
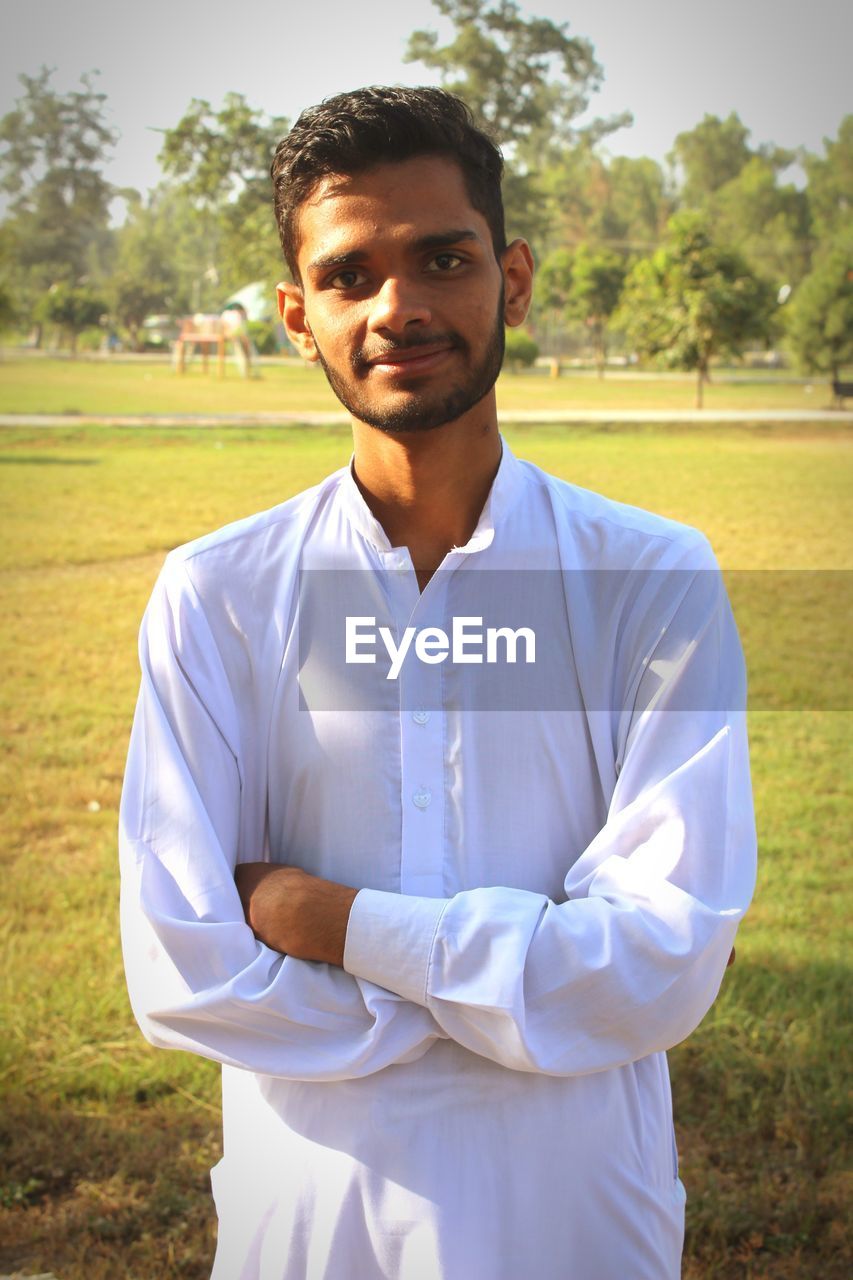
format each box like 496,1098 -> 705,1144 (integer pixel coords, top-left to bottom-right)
0,456 -> 100,466
0,1094 -> 219,1280
672,953 -> 851,1278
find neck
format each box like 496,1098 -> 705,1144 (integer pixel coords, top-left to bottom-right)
350,393 -> 502,579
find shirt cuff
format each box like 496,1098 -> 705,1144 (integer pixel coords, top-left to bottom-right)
343,888 -> 449,1006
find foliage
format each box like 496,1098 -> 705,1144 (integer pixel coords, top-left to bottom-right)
503,326 -> 539,368
35,281 -> 107,352
158,93 -> 287,303
668,113 -> 815,292
536,244 -> 626,372
405,0 -> 630,247
803,115 -> 853,239
670,112 -> 753,206
615,212 -> 777,406
542,147 -> 671,255
711,155 -> 812,287
158,92 -> 287,209
566,245 -> 626,374
247,320 -> 279,356
0,279 -> 16,331
0,68 -> 117,334
106,189 -> 181,347
785,233 -> 853,380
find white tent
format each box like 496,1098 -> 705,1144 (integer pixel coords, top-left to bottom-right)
222,281 -> 276,323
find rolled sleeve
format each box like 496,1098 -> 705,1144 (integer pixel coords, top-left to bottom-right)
344,888 -> 449,1006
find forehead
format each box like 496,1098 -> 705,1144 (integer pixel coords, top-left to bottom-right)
294,155 -> 489,269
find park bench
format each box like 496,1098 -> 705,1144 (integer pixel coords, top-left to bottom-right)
175,314 -> 225,376
831,378 -> 853,407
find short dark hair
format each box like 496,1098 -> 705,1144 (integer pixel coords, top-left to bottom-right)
271,85 -> 506,281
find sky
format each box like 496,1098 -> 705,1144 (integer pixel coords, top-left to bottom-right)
2,0 -> 851,208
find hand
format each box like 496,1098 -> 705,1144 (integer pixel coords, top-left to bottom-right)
235,863 -> 359,968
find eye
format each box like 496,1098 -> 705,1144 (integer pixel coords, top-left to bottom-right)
328,268 -> 367,290
427,252 -> 464,272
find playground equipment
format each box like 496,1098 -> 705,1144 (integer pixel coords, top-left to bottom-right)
174,305 -> 251,376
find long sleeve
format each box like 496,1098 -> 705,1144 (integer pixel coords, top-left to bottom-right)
343,545 -> 757,1076
119,556 -> 446,1081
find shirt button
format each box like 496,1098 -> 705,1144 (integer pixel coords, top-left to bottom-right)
413,788 -> 432,809
412,709 -> 430,725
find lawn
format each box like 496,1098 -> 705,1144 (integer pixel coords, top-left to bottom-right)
0,355 -> 841,416
0,420 -> 850,1278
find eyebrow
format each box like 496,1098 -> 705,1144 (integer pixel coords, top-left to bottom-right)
307,229 -> 479,276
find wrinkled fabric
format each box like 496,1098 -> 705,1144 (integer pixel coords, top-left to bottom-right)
120,441 -> 755,1279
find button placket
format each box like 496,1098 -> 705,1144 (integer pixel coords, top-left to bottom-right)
397,576 -> 448,898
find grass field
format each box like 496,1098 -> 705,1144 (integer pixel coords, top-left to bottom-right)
1,414 -> 850,1278
0,355 -> 841,417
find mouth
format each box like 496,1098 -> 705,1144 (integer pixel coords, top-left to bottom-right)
363,341 -> 458,376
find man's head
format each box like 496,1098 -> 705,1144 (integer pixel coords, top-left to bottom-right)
271,86 -> 507,282
272,87 -> 533,436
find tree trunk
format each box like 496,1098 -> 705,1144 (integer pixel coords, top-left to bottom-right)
696,364 -> 705,410
549,357 -> 562,379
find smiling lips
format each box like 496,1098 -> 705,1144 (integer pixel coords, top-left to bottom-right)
363,340 -> 458,374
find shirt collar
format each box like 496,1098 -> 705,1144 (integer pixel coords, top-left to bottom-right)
339,435 -> 524,556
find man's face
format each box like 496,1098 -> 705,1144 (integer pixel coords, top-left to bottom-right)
281,156 -> 511,434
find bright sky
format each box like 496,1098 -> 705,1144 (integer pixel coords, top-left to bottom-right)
2,0 -> 850,205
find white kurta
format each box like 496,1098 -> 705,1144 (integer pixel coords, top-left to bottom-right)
119,441 -> 756,1280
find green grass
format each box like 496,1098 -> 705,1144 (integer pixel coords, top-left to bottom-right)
0,356 -> 840,416
1,421 -> 850,1277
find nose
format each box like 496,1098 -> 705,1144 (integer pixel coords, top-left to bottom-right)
367,275 -> 432,336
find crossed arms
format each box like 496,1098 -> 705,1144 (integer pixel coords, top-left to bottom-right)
119,549 -> 754,1081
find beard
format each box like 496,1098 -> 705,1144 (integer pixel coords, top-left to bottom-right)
312,289 -> 506,434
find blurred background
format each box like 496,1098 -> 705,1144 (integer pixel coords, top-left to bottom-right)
1,4 -> 851,1279
1,0 -> 850,383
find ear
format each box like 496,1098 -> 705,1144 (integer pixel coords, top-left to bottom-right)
277,281 -> 319,362
501,239 -> 535,328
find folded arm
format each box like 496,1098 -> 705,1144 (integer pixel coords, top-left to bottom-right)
246,550 -> 756,1077
119,559 -> 446,1081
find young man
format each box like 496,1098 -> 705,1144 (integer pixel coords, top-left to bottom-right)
120,87 -> 756,1279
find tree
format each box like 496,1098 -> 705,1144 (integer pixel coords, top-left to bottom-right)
669,113 -> 753,207
405,0 -> 630,246
786,233 -> 853,388
603,155 -> 672,251
563,245 -> 626,376
615,212 -> 776,408
537,146 -> 671,265
0,68 -> 117,338
107,189 -> 180,348
36,281 -> 106,352
536,243 -> 625,374
710,155 -> 812,288
504,326 -> 539,369
0,280 -> 15,333
158,93 -> 288,304
804,115 -> 853,240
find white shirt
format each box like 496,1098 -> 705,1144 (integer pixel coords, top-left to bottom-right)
119,440 -> 756,1280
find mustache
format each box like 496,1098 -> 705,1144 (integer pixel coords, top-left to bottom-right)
353,332 -> 467,370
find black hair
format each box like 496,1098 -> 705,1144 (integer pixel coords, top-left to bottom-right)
271,85 -> 506,280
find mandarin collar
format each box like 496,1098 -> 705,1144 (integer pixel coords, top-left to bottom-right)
339,436 -> 524,557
